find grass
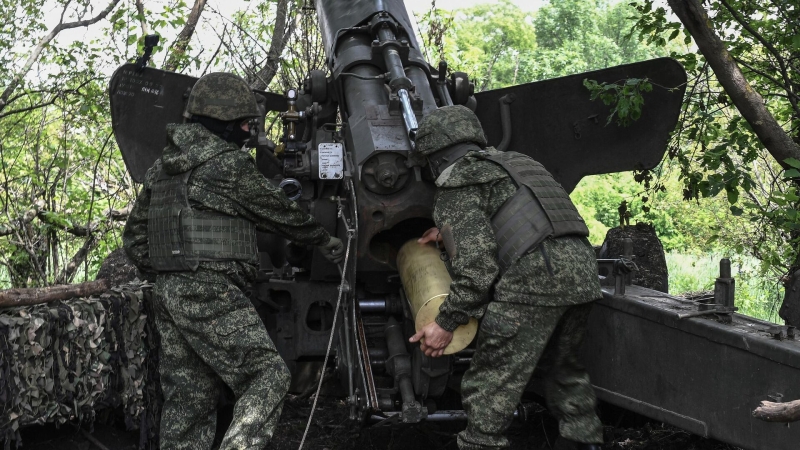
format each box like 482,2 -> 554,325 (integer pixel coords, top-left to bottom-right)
666,252 -> 785,323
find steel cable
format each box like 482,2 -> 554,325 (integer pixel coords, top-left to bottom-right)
298,201 -> 355,450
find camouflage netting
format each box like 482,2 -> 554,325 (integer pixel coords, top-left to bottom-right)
0,283 -> 162,450
599,223 -> 669,293
96,248 -> 143,287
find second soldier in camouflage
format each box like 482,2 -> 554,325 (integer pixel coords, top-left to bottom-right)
410,105 -> 604,450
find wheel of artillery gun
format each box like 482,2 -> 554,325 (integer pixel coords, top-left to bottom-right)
449,71 -> 473,106
304,69 -> 328,104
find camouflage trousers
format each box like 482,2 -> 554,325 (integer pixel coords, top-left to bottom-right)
458,302 -> 603,449
152,270 -> 291,450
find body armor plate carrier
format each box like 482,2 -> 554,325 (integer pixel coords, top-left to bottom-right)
147,162 -> 257,272
483,151 -> 589,272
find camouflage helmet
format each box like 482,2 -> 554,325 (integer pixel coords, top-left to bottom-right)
416,105 -> 487,156
184,72 -> 259,122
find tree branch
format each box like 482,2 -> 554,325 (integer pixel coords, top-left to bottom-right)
0,96 -> 60,119
107,206 -> 131,221
135,0 -> 149,35
163,0 -> 207,72
6,88 -> 56,105
55,234 -> 98,285
0,77 -> 99,119
201,24 -> 227,77
731,56 -> 800,103
717,0 -> 799,115
12,231 -> 49,286
0,279 -> 110,307
753,399 -> 800,423
667,0 -> 800,169
250,0 -> 292,90
36,210 -> 94,236
0,0 -> 123,113
0,204 -> 129,238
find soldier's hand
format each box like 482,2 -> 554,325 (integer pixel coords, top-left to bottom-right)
318,236 -> 344,264
417,227 -> 442,245
409,321 -> 453,358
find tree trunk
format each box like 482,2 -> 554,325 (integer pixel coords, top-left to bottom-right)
780,269 -> 800,326
753,399 -> 800,423
666,0 -> 800,168
163,0 -> 207,72
250,0 -> 293,90
0,279 -> 110,307
135,0 -> 149,35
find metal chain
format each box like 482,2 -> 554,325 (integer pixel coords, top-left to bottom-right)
298,204 -> 355,450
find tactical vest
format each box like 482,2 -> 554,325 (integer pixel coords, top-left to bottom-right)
483,151 -> 589,272
147,161 -> 258,272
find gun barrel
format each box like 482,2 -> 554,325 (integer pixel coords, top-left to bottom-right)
316,0 -> 422,60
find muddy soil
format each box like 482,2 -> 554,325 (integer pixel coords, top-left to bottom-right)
12,396 -> 740,450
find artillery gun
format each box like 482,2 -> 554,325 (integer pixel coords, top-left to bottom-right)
108,1 -> 800,449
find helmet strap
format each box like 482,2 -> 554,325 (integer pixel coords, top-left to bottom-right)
221,121 -> 235,140
428,142 -> 482,178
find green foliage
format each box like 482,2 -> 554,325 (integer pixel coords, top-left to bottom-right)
426,0 -> 771,270
570,173 -> 639,245
571,169 -> 728,251
574,163 -> 792,323
583,77 -> 653,126
418,0 -> 675,91
528,0 -> 676,80
628,0 -> 800,282
0,0 -> 317,288
0,94 -> 131,287
666,252 -> 783,322
423,0 -> 536,91
572,200 -> 610,246
572,0 -> 799,308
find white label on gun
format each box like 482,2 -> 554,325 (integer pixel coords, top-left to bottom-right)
318,143 -> 344,180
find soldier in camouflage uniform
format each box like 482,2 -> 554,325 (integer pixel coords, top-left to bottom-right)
123,72 -> 344,450
409,106 -> 603,450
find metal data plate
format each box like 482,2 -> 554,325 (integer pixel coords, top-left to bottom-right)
109,64 -> 288,183
318,143 -> 344,179
474,57 -> 687,193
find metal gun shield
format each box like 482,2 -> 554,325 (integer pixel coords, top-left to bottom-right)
109,64 -> 199,183
109,64 -> 287,182
474,57 -> 687,193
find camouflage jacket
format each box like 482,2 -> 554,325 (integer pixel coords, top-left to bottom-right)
433,148 -> 602,332
123,123 -> 330,286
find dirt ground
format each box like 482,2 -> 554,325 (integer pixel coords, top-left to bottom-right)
11,395 -> 740,450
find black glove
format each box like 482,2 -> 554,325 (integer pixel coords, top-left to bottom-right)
318,236 -> 344,264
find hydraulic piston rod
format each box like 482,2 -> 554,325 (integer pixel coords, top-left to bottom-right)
398,89 -> 418,144
377,24 -> 418,147
385,317 -> 426,423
